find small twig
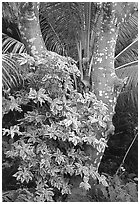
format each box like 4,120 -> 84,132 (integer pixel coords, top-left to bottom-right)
116,132 -> 138,175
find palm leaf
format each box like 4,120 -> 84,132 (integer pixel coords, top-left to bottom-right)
40,2 -> 79,59
116,63 -> 137,90
2,54 -> 23,90
2,33 -> 28,92
115,38 -> 138,63
115,9 -> 138,57
2,33 -> 26,54
40,15 -> 66,56
114,8 -> 138,108
115,35 -> 138,90
40,2 -> 98,61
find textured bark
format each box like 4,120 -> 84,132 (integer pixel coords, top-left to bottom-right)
17,2 -> 48,58
87,3 -> 124,170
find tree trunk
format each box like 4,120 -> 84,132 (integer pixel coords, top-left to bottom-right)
17,2 -> 48,58
87,3 -> 125,171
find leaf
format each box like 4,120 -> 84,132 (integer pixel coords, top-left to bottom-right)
96,138 -> 108,153
2,54 -> 23,90
54,148 -> 66,165
79,181 -> 91,190
88,115 -> 98,123
39,2 -> 99,60
37,88 -> 51,106
9,96 -> 22,112
28,88 -> 37,99
13,166 -> 33,183
82,167 -> 90,177
98,120 -> 107,128
63,118 -> 73,127
69,135 -> 80,146
65,164 -> 74,175
2,33 -> 26,54
83,175 -> 89,183
61,184 -> 71,195
100,175 -> 109,187
3,125 -> 22,138
115,9 -> 138,108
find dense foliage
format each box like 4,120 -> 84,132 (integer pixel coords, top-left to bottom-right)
2,53 -> 138,202
3,53 -> 112,201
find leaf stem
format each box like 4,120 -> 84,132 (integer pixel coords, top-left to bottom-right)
116,131 -> 138,175
115,37 -> 138,60
115,60 -> 138,70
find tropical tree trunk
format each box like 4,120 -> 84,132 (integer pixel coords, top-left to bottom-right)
85,2 -> 134,172
17,2 -> 48,58
88,4 -> 122,169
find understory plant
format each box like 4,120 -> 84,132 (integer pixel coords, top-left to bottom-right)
3,53 -> 109,201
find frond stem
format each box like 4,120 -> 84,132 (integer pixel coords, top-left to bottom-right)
115,37 -> 138,60
115,60 -> 138,70
116,131 -> 138,175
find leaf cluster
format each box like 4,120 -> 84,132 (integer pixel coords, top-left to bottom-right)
3,53 -> 110,201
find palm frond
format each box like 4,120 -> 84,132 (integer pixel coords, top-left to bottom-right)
116,63 -> 138,89
40,2 -> 80,59
115,37 -> 138,61
114,8 -> 138,108
2,54 -> 23,90
2,33 -> 26,54
115,35 -> 138,89
40,2 -> 98,61
115,10 -> 138,58
117,88 -> 138,110
40,15 -> 66,56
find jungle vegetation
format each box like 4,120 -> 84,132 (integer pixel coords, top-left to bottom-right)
2,2 -> 138,202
